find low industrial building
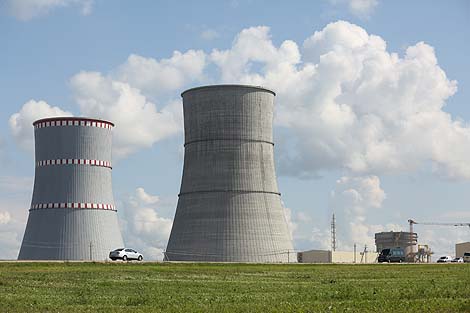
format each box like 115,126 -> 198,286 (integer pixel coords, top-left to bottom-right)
297,250 -> 378,264
456,242 -> 470,258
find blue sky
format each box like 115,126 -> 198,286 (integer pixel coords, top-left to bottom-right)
1,0 -> 469,260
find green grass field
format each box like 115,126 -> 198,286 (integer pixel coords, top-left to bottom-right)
0,262 -> 469,313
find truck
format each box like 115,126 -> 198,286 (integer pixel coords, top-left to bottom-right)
378,247 -> 405,263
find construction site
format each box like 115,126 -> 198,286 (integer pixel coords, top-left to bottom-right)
297,216 -> 470,263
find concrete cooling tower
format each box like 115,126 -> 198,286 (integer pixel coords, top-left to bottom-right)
18,117 -> 124,260
165,85 -> 294,262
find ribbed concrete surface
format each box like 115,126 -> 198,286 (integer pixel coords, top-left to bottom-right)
165,85 -> 294,262
31,166 -> 115,204
19,210 -> 123,260
18,118 -> 123,260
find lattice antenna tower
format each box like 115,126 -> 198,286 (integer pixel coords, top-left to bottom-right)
331,213 -> 337,252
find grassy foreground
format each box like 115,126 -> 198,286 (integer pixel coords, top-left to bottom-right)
0,262 -> 469,312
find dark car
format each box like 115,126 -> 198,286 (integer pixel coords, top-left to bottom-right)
378,248 -> 405,263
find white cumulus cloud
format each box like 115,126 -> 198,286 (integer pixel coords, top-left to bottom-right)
9,100 -> 72,152
211,26 -> 306,85
347,0 -> 378,18
0,179 -> 32,259
330,175 -> 387,249
419,227 -> 469,258
11,49 -> 200,159
6,0 -> 93,21
115,50 -> 206,97
309,227 -> 332,251
211,22 -> 464,180
70,71 -> 181,159
66,49 -> 206,158
135,187 -> 160,204
283,207 -> 297,242
330,0 -> 378,19
119,187 -> 173,260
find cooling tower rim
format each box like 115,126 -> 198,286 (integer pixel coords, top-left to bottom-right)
181,84 -> 276,97
33,117 -> 115,127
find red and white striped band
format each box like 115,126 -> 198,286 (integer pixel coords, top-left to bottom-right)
36,159 -> 112,168
30,202 -> 116,211
34,119 -> 113,129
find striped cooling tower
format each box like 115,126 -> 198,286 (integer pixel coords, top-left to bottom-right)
165,85 -> 295,262
18,117 -> 124,260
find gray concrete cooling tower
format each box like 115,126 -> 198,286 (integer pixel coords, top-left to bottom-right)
165,85 -> 294,262
18,117 -> 124,260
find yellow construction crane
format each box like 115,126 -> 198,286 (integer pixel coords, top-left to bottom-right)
408,219 -> 470,234
406,219 -> 469,262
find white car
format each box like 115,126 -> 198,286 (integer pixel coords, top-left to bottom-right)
109,248 -> 143,261
451,257 -> 464,263
436,255 -> 453,263
464,252 -> 470,263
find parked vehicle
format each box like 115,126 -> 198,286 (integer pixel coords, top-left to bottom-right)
109,248 -> 143,261
451,257 -> 464,263
378,248 -> 405,263
436,255 -> 453,263
463,252 -> 470,263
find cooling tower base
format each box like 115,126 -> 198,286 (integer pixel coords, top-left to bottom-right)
166,192 -> 294,263
18,209 -> 123,261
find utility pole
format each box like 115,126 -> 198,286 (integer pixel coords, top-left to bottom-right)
360,244 -> 367,263
331,213 -> 337,252
89,241 -> 92,261
364,245 -> 367,263
354,243 -> 357,263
